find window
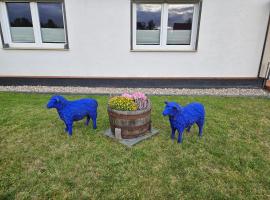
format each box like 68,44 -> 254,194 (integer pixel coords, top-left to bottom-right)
136,4 -> 162,45
6,3 -> 35,43
167,4 -> 194,45
38,3 -> 65,43
132,1 -> 201,51
0,1 -> 68,49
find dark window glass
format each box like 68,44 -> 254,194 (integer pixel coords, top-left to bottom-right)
6,3 -> 33,27
167,4 -> 194,45
38,3 -> 65,43
136,4 -> 161,45
38,3 -> 64,28
6,2 -> 34,42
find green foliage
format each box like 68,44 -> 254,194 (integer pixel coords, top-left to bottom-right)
0,92 -> 270,199
108,96 -> 138,111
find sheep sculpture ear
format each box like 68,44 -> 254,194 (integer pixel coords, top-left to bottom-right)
55,97 -> 60,103
173,104 -> 182,111
164,101 -> 168,105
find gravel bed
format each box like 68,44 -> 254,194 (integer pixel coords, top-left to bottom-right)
0,85 -> 269,97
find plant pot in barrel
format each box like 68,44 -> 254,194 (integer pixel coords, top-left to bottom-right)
107,93 -> 151,139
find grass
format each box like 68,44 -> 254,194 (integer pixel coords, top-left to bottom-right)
0,92 -> 270,200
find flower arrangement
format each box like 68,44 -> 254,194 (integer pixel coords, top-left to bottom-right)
108,92 -> 149,111
108,96 -> 138,111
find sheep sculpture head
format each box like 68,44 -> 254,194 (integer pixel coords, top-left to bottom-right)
47,95 -> 68,110
162,101 -> 182,117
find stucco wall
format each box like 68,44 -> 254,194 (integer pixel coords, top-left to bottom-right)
0,0 -> 269,78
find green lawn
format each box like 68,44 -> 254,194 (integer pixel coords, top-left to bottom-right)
0,92 -> 269,200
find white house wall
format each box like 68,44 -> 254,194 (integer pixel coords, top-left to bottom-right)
0,0 -> 269,78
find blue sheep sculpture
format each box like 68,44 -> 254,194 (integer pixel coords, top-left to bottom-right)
162,102 -> 205,143
47,95 -> 98,136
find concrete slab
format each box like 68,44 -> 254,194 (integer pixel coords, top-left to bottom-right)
104,128 -> 159,147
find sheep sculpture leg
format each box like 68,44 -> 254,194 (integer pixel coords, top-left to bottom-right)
67,122 -> 73,136
197,119 -> 204,137
92,117 -> 97,129
171,128 -> 176,140
85,116 -> 90,126
85,114 -> 97,129
170,121 -> 176,140
64,121 -> 73,135
90,113 -> 97,129
177,127 -> 185,144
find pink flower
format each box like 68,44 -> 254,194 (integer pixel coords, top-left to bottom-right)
132,92 -> 147,100
122,92 -> 147,101
121,92 -> 148,110
121,93 -> 133,99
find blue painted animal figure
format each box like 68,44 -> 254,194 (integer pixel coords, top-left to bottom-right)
47,95 -> 98,136
162,102 -> 205,143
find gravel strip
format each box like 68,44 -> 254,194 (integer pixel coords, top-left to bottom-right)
0,85 -> 269,97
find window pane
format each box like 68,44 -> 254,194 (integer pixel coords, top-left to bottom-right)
167,4 -> 194,45
38,3 -> 65,43
6,3 -> 35,43
136,4 -> 161,45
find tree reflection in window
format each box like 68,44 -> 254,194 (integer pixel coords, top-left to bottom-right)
7,3 -> 33,27
136,4 -> 161,45
167,4 -> 194,45
38,3 -> 65,43
38,3 -> 64,28
6,2 -> 34,43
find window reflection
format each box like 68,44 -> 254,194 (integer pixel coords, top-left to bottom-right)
38,3 -> 65,43
6,3 -> 34,43
136,4 -> 161,45
167,4 -> 194,45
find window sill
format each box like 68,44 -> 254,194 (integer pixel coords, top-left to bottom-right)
2,43 -> 69,50
131,44 -> 197,52
130,49 -> 197,52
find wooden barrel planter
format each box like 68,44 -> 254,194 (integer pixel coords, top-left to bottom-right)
108,101 -> 151,139
266,80 -> 270,91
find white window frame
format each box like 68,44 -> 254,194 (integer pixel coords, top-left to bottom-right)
132,2 -> 201,51
0,1 -> 68,50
